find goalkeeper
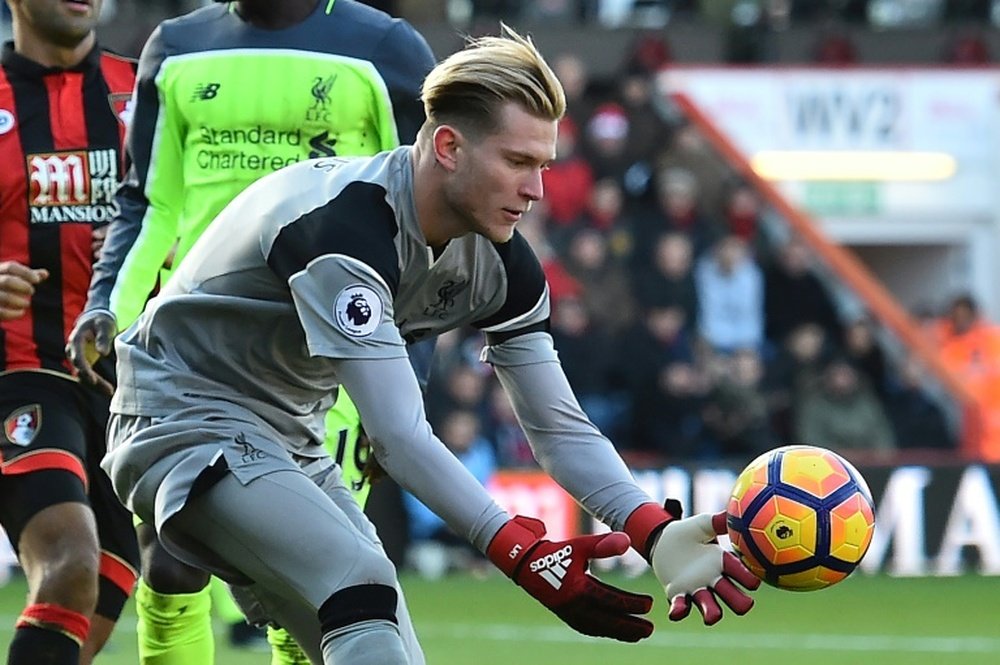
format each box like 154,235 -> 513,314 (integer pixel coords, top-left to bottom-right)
65,1 -> 435,663
89,25 -> 761,665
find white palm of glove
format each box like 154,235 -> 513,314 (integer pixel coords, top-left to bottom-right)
649,512 -> 759,625
651,514 -> 722,598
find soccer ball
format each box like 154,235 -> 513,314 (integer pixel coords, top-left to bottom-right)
726,445 -> 876,591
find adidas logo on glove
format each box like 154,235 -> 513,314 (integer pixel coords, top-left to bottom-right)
528,544 -> 573,589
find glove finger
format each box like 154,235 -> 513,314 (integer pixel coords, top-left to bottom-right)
723,551 -> 762,590
712,512 -> 728,536
713,576 -> 754,615
585,576 -> 654,615
692,587 -> 723,626
667,594 -> 692,622
560,603 -> 654,643
579,531 -> 631,560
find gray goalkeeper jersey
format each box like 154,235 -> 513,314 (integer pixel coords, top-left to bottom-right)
109,146 -> 651,549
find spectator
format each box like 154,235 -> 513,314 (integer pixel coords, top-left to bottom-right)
795,357 -> 896,455
582,102 -> 643,199
656,124 -> 730,222
885,358 -> 955,450
551,52 -> 599,129
694,235 -> 765,355
764,322 -> 833,441
938,293 -> 1000,461
562,227 -> 637,334
632,231 -> 699,329
425,360 -> 490,430
618,303 -> 697,447
517,206 -> 584,306
631,361 -> 706,458
724,0 -> 772,63
943,31 -> 991,64
842,315 -> 888,396
630,166 -> 720,268
550,296 -> 628,437
554,177 -> 631,255
813,29 -> 859,65
701,348 -> 775,460
542,116 -> 595,229
611,38 -> 675,205
722,183 -> 763,247
764,237 -> 842,347
621,31 -> 672,76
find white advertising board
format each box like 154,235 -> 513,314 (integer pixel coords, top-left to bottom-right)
658,67 -> 1000,218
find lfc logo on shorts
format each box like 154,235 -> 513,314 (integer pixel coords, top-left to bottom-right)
3,404 -> 42,446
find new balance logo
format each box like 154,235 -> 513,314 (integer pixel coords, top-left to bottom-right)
528,545 -> 573,590
191,83 -> 221,101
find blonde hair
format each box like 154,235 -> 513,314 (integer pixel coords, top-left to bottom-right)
421,24 -> 566,137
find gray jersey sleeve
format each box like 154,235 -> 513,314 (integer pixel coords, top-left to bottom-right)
288,254 -> 407,360
333,355 -> 510,551
482,331 -> 653,532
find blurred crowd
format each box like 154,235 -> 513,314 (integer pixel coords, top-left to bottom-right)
3,1 -> 994,66
414,36 -> 986,477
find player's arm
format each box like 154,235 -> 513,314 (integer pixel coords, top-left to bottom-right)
68,26 -> 186,382
476,234 -> 759,625
483,328 -> 760,624
96,24 -> 186,330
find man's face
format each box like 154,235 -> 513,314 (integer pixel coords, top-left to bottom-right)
950,303 -> 976,334
444,102 -> 557,244
11,0 -> 102,48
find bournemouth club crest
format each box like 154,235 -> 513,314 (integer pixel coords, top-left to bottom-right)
107,92 -> 135,128
4,404 -> 42,446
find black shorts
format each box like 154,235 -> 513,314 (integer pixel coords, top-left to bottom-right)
0,370 -> 139,594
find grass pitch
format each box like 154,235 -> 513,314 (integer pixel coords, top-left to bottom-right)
0,570 -> 996,664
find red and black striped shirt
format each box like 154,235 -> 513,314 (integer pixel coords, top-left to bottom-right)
0,43 -> 135,374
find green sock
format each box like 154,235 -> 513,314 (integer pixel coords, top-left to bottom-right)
136,578 -> 214,664
209,576 -> 245,625
267,626 -> 311,665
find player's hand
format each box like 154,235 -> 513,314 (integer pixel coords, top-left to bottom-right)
633,503 -> 760,626
487,515 -> 654,642
0,261 -> 48,321
66,308 -> 117,396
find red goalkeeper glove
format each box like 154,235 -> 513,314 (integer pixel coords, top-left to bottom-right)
624,501 -> 761,626
486,515 -> 654,642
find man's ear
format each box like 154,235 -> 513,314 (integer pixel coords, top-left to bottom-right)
432,124 -> 462,173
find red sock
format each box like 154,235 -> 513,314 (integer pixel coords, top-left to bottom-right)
8,603 -> 90,664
